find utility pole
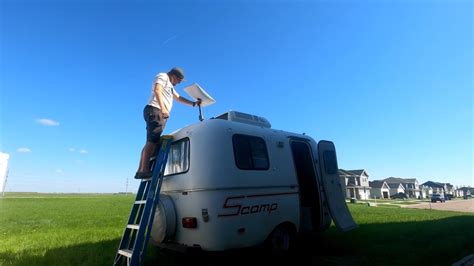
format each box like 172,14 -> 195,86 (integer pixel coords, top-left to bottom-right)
125,177 -> 129,194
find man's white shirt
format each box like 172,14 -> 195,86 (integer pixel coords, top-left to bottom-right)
147,73 -> 174,112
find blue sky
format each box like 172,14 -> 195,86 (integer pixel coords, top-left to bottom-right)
1,0 -> 472,193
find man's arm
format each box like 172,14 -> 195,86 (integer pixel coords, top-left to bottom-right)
154,83 -> 170,118
173,91 -> 200,107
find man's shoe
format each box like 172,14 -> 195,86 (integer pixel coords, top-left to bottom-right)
135,172 -> 152,179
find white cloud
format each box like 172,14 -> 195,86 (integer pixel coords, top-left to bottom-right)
55,169 -> 63,174
17,147 -> 31,153
68,148 -> 75,152
79,149 -> 88,154
36,118 -> 59,126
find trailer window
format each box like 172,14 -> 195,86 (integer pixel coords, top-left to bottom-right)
164,138 -> 190,176
323,151 -> 338,175
232,134 -> 269,170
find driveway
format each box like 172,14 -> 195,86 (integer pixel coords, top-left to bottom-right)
402,199 -> 474,213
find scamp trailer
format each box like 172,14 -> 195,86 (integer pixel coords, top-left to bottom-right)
149,109 -> 357,251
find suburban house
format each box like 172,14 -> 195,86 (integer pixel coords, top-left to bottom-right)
387,183 -> 405,196
419,184 -> 433,199
421,181 -> 445,196
458,187 -> 474,197
442,183 -> 455,196
338,169 -> 371,200
455,188 -> 465,198
421,181 -> 457,198
384,177 -> 421,198
369,180 -> 390,199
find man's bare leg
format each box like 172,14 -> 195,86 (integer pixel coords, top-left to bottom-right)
136,141 -> 157,177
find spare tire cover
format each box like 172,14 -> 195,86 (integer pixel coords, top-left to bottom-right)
150,194 -> 177,245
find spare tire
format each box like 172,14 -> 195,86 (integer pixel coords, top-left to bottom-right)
150,194 -> 177,245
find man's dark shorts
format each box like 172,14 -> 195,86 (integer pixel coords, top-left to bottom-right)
143,105 -> 167,143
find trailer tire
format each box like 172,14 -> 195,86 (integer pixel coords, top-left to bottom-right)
150,194 -> 177,245
265,223 -> 296,253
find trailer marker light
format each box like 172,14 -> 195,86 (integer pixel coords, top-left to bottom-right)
182,217 -> 197,228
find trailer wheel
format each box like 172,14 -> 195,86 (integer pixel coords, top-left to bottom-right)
150,194 -> 177,245
266,223 -> 296,252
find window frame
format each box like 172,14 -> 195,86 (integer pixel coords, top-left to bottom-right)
164,137 -> 191,177
232,134 -> 270,171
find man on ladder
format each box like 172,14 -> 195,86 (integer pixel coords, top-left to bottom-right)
114,67 -> 201,266
135,66 -> 200,179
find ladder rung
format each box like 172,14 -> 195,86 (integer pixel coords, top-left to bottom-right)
118,249 -> 132,258
127,224 -> 139,230
135,200 -> 146,204
142,177 -> 151,181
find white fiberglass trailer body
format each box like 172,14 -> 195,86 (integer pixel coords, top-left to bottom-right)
150,111 -> 356,251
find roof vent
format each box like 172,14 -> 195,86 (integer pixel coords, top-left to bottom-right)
215,111 -> 271,128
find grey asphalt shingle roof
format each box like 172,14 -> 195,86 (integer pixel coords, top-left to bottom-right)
387,183 -> 402,189
348,169 -> 365,176
384,177 -> 418,184
422,181 -> 444,188
369,181 -> 385,189
338,169 -> 353,176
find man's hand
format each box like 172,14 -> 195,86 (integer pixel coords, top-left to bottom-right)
194,98 -> 202,107
162,110 -> 170,119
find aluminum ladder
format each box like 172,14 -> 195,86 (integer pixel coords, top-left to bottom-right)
114,135 -> 173,266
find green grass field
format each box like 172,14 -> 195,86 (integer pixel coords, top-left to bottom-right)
1,193 -> 473,266
0,193 -> 132,265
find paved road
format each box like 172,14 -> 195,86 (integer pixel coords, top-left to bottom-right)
402,198 -> 474,213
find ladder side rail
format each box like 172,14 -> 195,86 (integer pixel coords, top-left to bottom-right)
129,139 -> 172,266
138,159 -> 155,200
115,179 -> 149,265
138,141 -> 172,264
114,149 -> 165,265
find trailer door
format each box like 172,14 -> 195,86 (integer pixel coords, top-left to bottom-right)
317,140 -> 357,232
290,140 -> 321,230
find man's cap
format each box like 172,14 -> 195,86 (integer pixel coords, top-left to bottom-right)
169,67 -> 185,80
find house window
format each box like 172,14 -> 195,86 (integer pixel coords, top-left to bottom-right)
164,138 -> 190,176
232,134 -> 269,170
323,151 -> 338,175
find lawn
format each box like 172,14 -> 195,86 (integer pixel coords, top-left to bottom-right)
0,194 -> 473,266
315,204 -> 474,265
0,193 -> 133,265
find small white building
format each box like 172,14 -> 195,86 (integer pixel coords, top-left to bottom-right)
384,177 -> 421,198
420,184 -> 433,199
387,183 -> 405,196
369,181 -> 390,199
339,169 -> 371,200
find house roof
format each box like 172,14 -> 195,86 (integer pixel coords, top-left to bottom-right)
421,181 -> 444,188
347,169 -> 365,176
387,183 -> 403,189
338,169 -> 354,176
384,177 -> 418,184
440,183 -> 454,189
369,181 -> 386,189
